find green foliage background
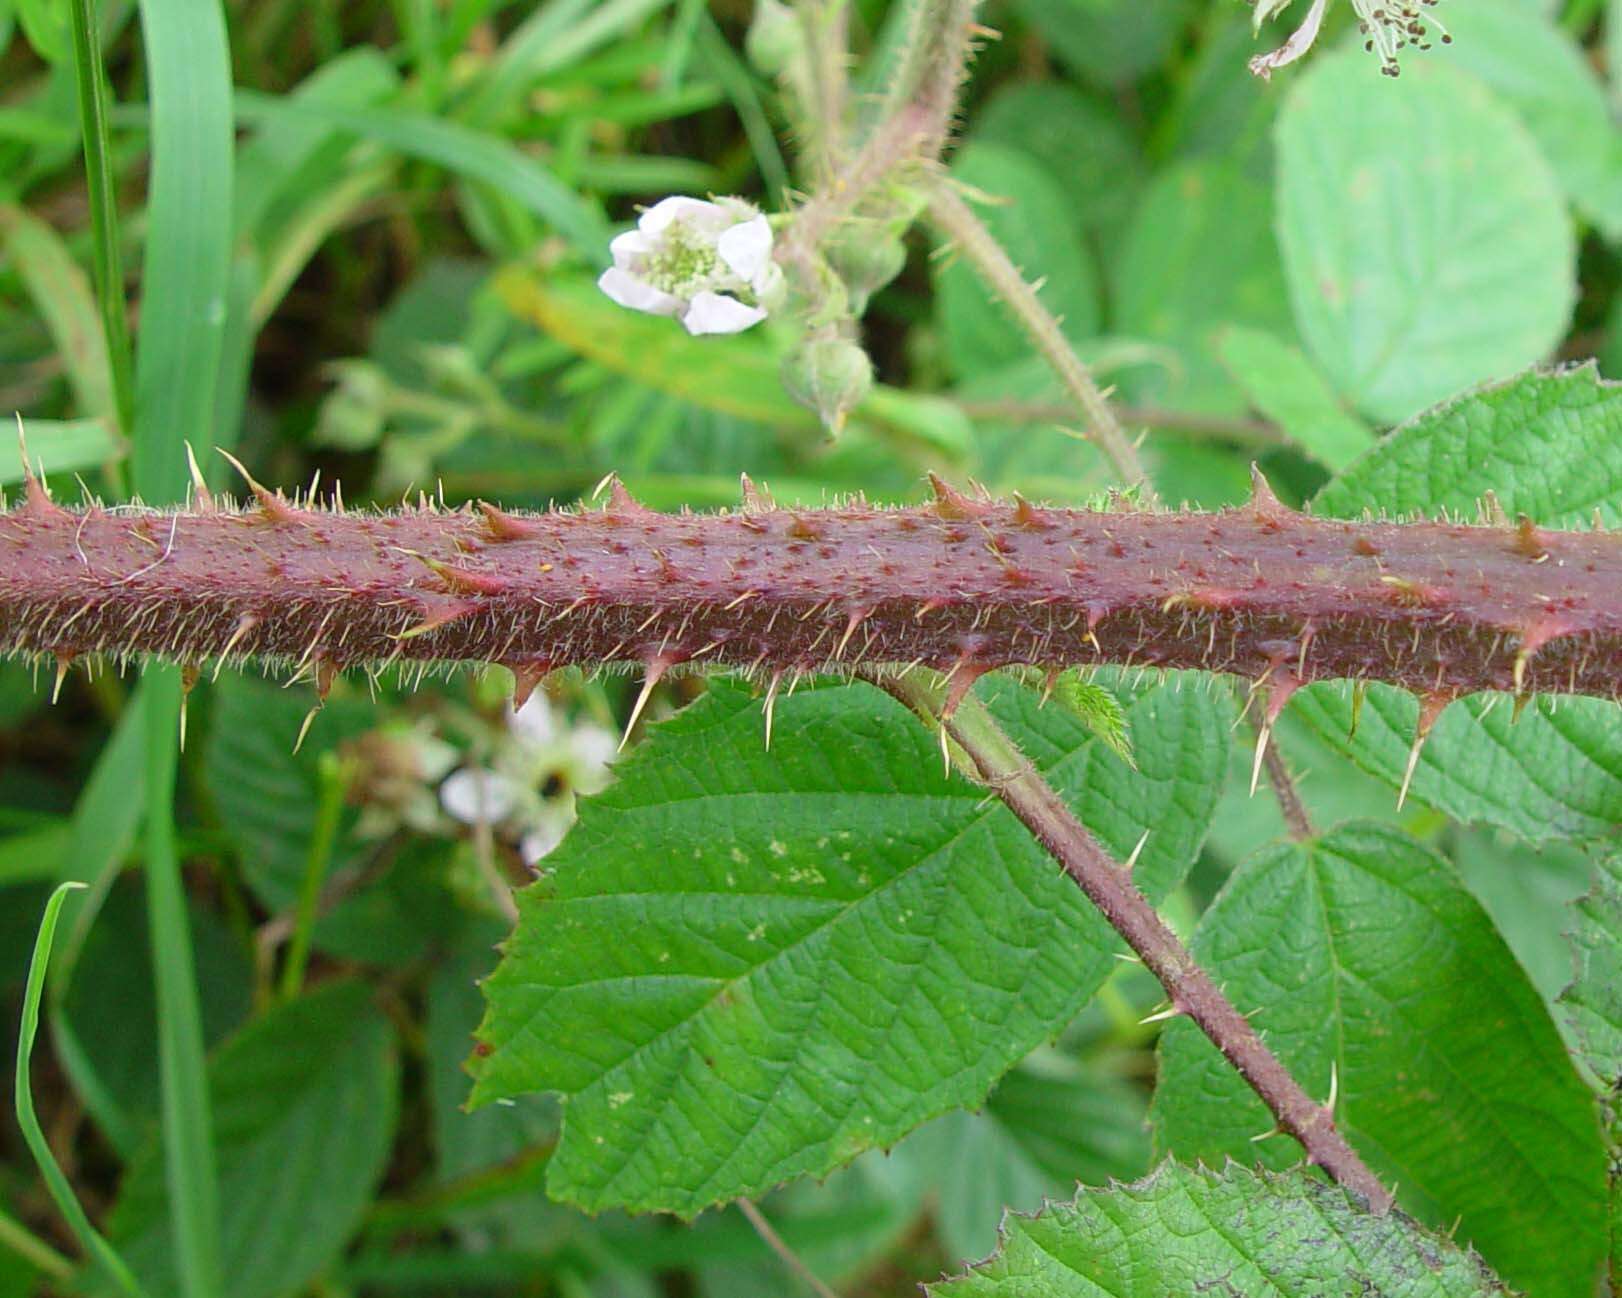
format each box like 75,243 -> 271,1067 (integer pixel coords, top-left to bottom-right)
1,0 -> 1622,1295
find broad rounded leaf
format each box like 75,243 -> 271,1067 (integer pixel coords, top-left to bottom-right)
1113,159 -> 1293,415
1276,52 -> 1575,423
931,1162 -> 1510,1297
110,981 -> 399,1298
1153,824 -> 1606,1298
471,675 -> 1227,1215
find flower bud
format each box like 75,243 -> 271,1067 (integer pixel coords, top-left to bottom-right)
826,221 -> 909,313
781,335 -> 873,434
745,0 -> 805,79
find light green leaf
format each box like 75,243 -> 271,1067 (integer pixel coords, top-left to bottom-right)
1315,365 -> 1622,526
1153,823 -> 1607,1298
1561,853 -> 1622,1086
930,1162 -> 1511,1297
1276,52 -> 1575,423
1217,325 -> 1373,470
935,142 -> 1101,382
1439,0 -> 1622,242
472,674 -> 1228,1216
109,980 -> 399,1298
1113,159 -> 1294,415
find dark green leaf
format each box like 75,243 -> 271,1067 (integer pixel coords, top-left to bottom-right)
472,674 -> 1227,1215
930,1162 -> 1511,1297
109,981 -> 399,1298
1154,823 -> 1606,1298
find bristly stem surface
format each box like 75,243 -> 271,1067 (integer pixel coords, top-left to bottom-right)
2,471 -> 1616,707
926,177 -> 1155,500
877,671 -> 1392,1214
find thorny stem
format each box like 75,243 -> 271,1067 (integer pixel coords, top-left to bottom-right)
925,178 -> 1157,501
792,0 -> 850,185
3,469 -> 1621,707
737,1199 -> 844,1298
1261,734 -> 1315,841
877,671 -> 1392,1213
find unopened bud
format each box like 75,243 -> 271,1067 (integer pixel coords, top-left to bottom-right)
781,335 -> 873,435
745,0 -> 805,79
826,221 -> 908,313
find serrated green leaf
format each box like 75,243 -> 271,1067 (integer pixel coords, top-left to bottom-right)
109,980 -> 399,1298
471,674 -> 1228,1216
935,142 -> 1101,382
1292,683 -> 1622,842
1276,52 -> 1575,424
1153,823 -> 1606,1298
1217,325 -> 1372,470
1316,365 -> 1622,526
1047,674 -> 1134,769
1113,159 -> 1294,415
1561,854 -> 1622,1086
929,1162 -> 1510,1297
1300,367 -> 1622,839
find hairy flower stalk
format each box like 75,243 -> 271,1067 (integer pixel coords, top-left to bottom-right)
3,468 -> 1621,719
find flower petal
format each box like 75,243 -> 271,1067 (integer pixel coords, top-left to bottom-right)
598,267 -> 684,317
520,820 -> 570,866
639,195 -> 726,237
717,215 -> 773,286
440,767 -> 520,825
510,693 -> 558,746
609,228 -> 653,264
681,291 -> 767,335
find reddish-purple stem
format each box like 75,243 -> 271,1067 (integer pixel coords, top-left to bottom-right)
2,473 -> 1615,711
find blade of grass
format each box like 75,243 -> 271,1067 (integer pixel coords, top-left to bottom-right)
232,92 -> 610,259
16,882 -> 151,1298
127,0 -> 235,1295
278,751 -> 352,1002
0,1206 -> 73,1283
66,0 -> 135,441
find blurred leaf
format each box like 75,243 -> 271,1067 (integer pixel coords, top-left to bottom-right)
1154,823 -> 1606,1298
935,142 -> 1101,381
0,418 -> 120,487
234,91 -> 611,259
1562,853 -> 1622,1086
472,674 -> 1228,1215
970,82 -> 1144,251
1217,326 -> 1372,470
1113,159 -> 1293,415
905,1052 -> 1152,1263
0,204 -> 114,420
57,877 -> 251,1152
1439,0 -> 1622,242
202,675 -> 374,911
110,980 -> 400,1298
1276,52 -> 1575,423
931,1163 -> 1511,1297
1005,0 -> 1194,86
13,0 -> 67,62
